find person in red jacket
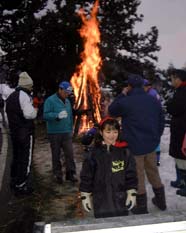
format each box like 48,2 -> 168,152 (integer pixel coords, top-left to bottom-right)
79,117 -> 137,218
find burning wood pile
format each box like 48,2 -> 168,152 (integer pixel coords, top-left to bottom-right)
71,0 -> 102,135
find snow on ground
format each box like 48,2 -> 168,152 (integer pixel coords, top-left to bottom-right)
147,126 -> 186,213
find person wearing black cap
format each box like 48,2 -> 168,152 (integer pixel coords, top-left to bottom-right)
6,71 -> 37,196
43,81 -> 77,184
109,73 -> 166,214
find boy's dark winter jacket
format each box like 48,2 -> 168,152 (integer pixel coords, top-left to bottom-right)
79,144 -> 137,218
167,84 -> 186,160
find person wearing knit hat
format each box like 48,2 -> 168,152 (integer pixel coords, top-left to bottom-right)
5,71 -> 37,196
18,71 -> 33,91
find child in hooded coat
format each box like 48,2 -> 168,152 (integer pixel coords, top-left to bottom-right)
79,117 -> 138,218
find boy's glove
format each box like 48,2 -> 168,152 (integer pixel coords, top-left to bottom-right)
125,189 -> 137,210
58,110 -> 68,119
80,192 -> 92,212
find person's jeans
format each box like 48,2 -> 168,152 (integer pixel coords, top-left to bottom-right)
48,133 -> 76,177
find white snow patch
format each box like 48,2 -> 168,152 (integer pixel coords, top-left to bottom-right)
34,0 -> 58,19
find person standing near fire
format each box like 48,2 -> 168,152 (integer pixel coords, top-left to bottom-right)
80,117 -> 137,218
166,69 -> 186,197
6,71 -> 37,196
43,81 -> 77,184
108,74 -> 166,214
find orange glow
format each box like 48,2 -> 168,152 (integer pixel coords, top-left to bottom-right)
71,0 -> 102,133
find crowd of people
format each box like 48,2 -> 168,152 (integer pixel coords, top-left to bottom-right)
1,68 -> 186,218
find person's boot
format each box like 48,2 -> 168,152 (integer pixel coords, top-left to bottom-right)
131,193 -> 149,214
170,166 -> 185,188
66,172 -> 78,183
176,187 -> 186,196
176,172 -> 186,196
152,186 -> 167,210
171,180 -> 185,188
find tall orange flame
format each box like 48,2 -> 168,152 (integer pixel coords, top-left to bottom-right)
71,0 -> 102,133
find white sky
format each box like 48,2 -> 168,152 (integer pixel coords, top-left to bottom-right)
135,0 -> 186,69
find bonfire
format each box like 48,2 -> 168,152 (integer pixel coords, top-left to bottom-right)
71,0 -> 102,134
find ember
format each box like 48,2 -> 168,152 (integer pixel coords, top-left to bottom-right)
71,0 -> 102,134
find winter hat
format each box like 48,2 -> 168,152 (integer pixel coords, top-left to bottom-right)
128,74 -> 143,88
143,79 -> 152,86
18,72 -> 33,90
59,81 -> 73,94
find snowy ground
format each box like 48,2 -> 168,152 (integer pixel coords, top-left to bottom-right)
1,117 -> 186,225
147,127 -> 186,213
32,124 -> 186,223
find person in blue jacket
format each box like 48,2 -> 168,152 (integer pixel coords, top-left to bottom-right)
43,81 -> 77,184
109,74 -> 166,214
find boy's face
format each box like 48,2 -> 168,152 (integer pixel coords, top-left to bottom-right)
101,125 -> 119,146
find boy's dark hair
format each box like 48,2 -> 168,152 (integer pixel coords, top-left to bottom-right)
94,118 -> 120,147
168,69 -> 186,81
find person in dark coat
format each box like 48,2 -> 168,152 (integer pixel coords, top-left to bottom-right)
6,72 -> 37,196
167,69 -> 186,196
79,117 -> 137,218
108,74 -> 166,214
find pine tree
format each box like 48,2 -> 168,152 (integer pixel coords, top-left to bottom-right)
0,0 -> 82,90
98,0 -> 160,81
0,0 -> 161,90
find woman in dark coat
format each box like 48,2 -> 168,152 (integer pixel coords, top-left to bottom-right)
167,69 -> 186,196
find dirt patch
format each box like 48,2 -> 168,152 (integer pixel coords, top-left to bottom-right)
0,123 -> 88,233
32,123 -> 87,222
